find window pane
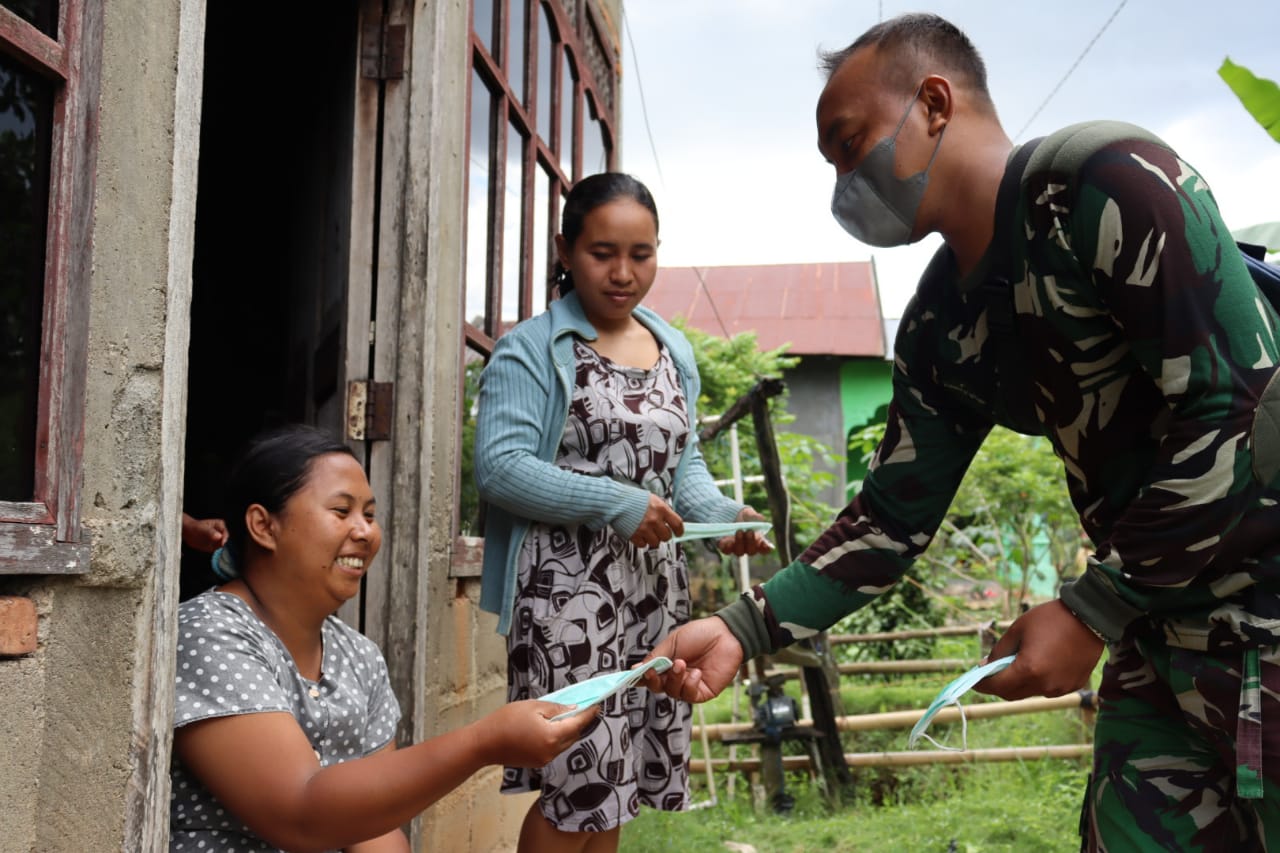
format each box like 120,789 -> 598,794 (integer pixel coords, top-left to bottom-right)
0,51 -> 54,501
465,71 -> 494,331
471,0 -> 494,56
581,93 -> 608,176
3,0 -> 58,39
507,0 -> 526,104
458,344 -> 486,537
501,123 -> 525,325
535,3 -> 552,142
531,165 -> 551,316
559,50 -> 575,179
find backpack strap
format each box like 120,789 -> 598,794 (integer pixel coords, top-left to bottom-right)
980,138 -> 1043,432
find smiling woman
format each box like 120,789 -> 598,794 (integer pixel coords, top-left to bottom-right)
169,424 -> 600,853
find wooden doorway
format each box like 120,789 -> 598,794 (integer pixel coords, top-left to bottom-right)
182,0 -> 398,635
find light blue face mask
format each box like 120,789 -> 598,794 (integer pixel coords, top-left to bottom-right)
908,654 -> 1015,750
542,657 -> 673,721
670,520 -> 772,544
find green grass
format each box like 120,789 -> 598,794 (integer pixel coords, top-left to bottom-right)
621,638 -> 1098,853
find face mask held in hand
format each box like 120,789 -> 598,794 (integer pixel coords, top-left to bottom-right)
908,654 -> 1015,750
830,82 -> 946,248
541,657 -> 674,721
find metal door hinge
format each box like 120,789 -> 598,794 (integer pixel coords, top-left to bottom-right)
347,380 -> 394,441
361,21 -> 406,80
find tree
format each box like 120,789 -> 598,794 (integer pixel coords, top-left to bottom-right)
848,422 -> 1083,620
1220,58 -> 1280,254
1220,58 -> 1280,143
675,320 -> 839,552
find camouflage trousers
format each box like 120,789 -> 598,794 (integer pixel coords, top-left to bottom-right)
1083,636 -> 1280,851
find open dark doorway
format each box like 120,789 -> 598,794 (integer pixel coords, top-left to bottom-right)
181,3 -> 360,601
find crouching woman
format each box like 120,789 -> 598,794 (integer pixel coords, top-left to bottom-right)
169,425 -> 594,852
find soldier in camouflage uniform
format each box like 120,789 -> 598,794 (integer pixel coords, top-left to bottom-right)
643,13 -> 1280,851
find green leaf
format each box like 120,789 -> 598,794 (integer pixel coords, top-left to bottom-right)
1219,57 -> 1280,143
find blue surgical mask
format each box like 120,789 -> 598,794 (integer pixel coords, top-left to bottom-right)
908,654 -> 1015,750
830,85 -> 946,248
541,657 -> 673,720
670,520 -> 772,543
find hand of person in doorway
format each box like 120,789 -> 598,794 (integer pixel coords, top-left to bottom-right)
182,512 -> 229,554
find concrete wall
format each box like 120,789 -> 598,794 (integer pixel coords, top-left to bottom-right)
0,0 -> 204,849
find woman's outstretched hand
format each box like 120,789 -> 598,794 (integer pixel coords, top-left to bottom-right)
630,494 -> 684,548
473,700 -> 599,768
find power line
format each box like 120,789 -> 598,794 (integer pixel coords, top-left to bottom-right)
621,11 -> 666,190
1013,0 -> 1128,140
690,265 -> 734,340
620,12 -> 796,531
621,9 -> 733,342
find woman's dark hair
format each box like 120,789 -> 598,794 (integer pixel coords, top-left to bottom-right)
221,424 -> 355,562
552,172 -> 659,296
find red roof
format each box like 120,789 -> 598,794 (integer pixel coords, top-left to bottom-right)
646,262 -> 885,357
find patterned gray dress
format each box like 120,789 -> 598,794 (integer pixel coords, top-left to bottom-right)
501,339 -> 693,832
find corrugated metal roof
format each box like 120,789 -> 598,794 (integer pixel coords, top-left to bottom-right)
645,262 -> 885,357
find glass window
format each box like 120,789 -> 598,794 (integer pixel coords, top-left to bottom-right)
465,71 -> 494,330
582,92 -> 607,176
501,123 -> 525,325
458,344 -> 486,538
507,0 -> 526,104
0,51 -> 54,501
3,0 -> 58,39
471,0 -> 494,57
535,2 -> 552,143
460,0 -> 617,574
0,0 -> 95,570
531,164 -> 551,315
559,50 -> 575,179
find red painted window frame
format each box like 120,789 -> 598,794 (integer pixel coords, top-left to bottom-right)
0,1 -> 101,574
452,0 -> 618,576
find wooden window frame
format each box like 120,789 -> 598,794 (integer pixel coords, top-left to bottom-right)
453,0 -> 618,576
0,1 -> 102,574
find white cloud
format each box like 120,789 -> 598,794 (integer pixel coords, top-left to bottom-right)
620,1 -> 1280,320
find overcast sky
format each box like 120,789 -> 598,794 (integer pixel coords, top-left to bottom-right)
616,1 -> 1280,319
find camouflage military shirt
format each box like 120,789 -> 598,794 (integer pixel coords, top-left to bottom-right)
721,121 -> 1280,657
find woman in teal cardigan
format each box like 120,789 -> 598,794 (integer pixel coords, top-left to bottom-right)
475,173 -> 770,853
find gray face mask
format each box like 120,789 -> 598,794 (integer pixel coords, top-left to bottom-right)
829,86 -> 946,248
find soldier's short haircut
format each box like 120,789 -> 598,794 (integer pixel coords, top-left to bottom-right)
819,13 -> 994,108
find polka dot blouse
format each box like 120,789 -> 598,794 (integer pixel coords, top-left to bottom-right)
168,591 -> 401,852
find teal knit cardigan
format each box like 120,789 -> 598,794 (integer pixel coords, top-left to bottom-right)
475,290 -> 744,635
